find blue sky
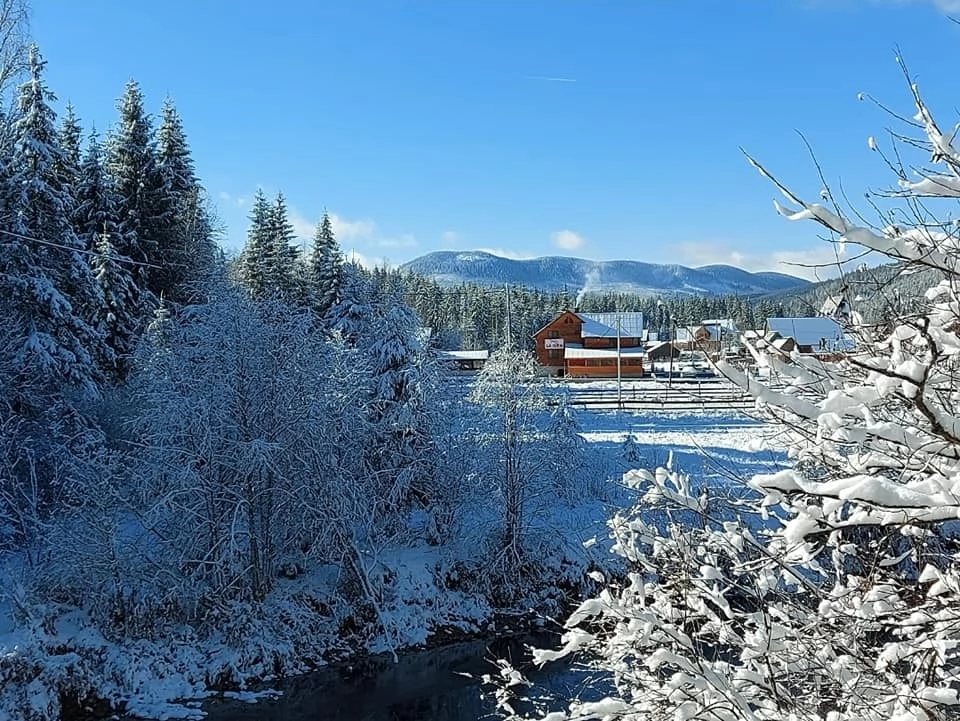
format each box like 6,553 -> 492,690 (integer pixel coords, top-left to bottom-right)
30,0 -> 960,280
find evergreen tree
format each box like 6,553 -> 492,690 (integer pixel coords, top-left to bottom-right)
105,79 -> 167,303
328,262 -> 376,343
235,189 -> 272,300
54,103 -> 81,196
155,98 -> 216,303
92,230 -> 138,379
366,299 -> 435,511
265,192 -> 300,300
307,209 -> 343,317
0,46 -> 103,396
74,129 -> 121,253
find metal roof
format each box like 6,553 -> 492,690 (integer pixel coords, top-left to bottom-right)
577,312 -> 645,338
439,350 -> 490,361
565,346 -> 646,359
766,317 -> 852,349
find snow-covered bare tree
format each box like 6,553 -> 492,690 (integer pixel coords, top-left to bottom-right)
121,290 -> 341,612
470,348 -> 551,594
0,0 -> 28,103
490,61 -> 960,721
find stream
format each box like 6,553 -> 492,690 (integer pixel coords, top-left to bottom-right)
201,633 -> 589,721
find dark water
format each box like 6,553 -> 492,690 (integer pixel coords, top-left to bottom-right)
201,634 -> 584,721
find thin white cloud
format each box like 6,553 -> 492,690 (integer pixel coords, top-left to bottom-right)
330,213 -> 377,242
675,241 -> 853,282
441,230 -> 460,245
288,210 -> 315,239
287,208 -> 416,250
217,191 -> 250,208
898,0 -> 960,12
551,229 -> 587,251
342,249 -> 392,270
377,233 -> 418,249
525,75 -> 577,83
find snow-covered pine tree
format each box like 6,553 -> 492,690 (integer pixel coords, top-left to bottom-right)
328,261 -> 376,343
265,191 -> 301,301
155,98 -> 216,304
365,299 -> 437,513
308,209 -> 343,317
235,188 -> 272,300
0,46 -> 105,551
92,230 -> 138,379
74,129 -> 119,252
491,62 -> 960,721
105,79 -> 167,306
54,103 -> 81,196
1,46 -> 103,396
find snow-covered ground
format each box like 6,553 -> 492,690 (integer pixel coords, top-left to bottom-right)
0,407 -> 788,720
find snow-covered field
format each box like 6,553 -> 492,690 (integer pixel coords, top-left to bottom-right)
0,407 -> 788,720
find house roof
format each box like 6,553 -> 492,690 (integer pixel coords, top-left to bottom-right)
577,312 -> 645,338
439,350 -> 490,361
820,295 -> 849,318
674,327 -> 694,343
701,319 -> 739,339
531,309 -> 581,338
766,317 -> 853,350
565,346 -> 646,359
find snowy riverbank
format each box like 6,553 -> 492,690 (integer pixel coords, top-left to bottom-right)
0,410 -> 788,720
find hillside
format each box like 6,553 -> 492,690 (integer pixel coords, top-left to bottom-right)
400,251 -> 809,297
763,262 -> 941,323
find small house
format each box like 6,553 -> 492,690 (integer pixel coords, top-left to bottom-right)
764,317 -> 853,356
532,310 -> 646,377
438,349 -> 490,371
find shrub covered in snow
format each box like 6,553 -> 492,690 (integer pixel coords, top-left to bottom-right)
490,63 -> 960,721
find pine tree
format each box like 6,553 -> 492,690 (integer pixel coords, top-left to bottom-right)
265,192 -> 300,300
54,103 -> 81,195
235,189 -> 272,300
74,129 -> 121,252
307,209 -> 343,317
328,262 -> 376,343
366,299 -> 434,510
155,98 -> 216,303
105,79 -> 167,303
92,230 -> 138,379
0,46 -> 104,397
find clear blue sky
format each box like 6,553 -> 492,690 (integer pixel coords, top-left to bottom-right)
30,0 -> 960,280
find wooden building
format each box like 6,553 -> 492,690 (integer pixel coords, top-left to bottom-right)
438,349 -> 489,371
532,310 -> 646,377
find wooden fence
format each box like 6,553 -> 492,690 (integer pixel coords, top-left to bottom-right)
550,379 -> 754,411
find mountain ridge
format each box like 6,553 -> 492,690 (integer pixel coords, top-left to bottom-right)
400,250 -> 810,297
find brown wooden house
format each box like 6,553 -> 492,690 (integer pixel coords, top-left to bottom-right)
532,310 -> 647,377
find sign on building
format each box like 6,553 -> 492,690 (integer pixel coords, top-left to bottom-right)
544,338 -> 565,349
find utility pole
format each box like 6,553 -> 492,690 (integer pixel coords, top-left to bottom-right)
668,319 -> 675,392
505,284 -> 512,349
616,311 -> 622,410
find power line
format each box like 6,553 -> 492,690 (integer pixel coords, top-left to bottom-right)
0,227 -> 164,270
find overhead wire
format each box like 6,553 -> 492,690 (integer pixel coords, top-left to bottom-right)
0,226 -> 164,269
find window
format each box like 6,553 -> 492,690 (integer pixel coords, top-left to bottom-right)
548,349 -> 561,361
548,330 -> 560,338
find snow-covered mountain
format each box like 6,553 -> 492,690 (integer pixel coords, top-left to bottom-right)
400,251 -> 809,296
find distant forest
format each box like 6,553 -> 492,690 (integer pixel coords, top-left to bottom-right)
372,261 -> 921,351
